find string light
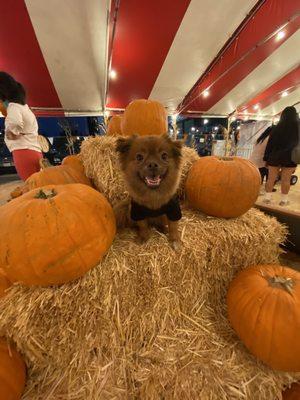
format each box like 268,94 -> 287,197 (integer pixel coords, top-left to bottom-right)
203,118 -> 209,124
281,91 -> 288,98
109,70 -> 117,79
276,30 -> 285,41
203,90 -> 210,98
191,127 -> 196,132
253,104 -> 259,110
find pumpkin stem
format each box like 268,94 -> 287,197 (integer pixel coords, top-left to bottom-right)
34,189 -> 57,199
266,275 -> 294,294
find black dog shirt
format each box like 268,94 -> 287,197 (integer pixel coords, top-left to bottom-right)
131,196 -> 182,222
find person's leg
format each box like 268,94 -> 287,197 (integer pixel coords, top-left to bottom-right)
12,149 -> 42,181
259,168 -> 265,184
279,167 -> 295,205
264,166 -> 280,203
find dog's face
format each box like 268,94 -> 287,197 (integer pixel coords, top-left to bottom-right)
116,134 -> 182,206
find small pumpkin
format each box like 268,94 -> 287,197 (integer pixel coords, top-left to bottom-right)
227,264 -> 300,371
0,184 -> 116,286
282,383 -> 300,399
10,186 -> 23,199
185,156 -> 260,218
121,99 -> 167,136
0,268 -> 11,298
62,154 -> 86,175
0,338 -> 26,400
0,100 -> 7,117
107,115 -> 122,136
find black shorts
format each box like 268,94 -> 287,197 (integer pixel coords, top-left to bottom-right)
268,162 -> 296,168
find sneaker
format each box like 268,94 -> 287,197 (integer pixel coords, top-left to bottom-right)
263,199 -> 271,204
279,200 -> 289,207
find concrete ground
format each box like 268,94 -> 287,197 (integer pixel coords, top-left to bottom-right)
0,174 -> 21,205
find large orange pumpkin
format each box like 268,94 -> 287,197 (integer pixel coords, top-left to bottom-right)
0,268 -> 11,298
121,99 -> 167,136
25,164 -> 92,191
227,264 -> 300,371
107,115 -> 122,136
185,156 -> 260,218
282,383 -> 300,399
0,184 -> 116,286
0,338 -> 26,400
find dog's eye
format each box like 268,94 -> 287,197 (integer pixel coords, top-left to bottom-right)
136,153 -> 144,162
161,152 -> 168,161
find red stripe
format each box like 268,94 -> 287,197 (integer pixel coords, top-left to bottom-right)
33,110 -> 65,117
238,65 -> 300,113
0,0 -> 61,108
180,0 -> 300,113
106,0 -> 191,109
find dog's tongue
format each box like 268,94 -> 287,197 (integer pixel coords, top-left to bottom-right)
145,176 -> 161,187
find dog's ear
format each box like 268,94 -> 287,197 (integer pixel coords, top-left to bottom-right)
116,136 -> 135,154
162,133 -> 182,158
171,140 -> 182,158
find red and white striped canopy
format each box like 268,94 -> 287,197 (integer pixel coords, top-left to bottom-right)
1,0 -> 299,118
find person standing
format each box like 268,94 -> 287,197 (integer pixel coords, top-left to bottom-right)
0,72 -> 42,181
249,126 -> 272,183
264,106 -> 299,206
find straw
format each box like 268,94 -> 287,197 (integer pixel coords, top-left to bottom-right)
0,208 -> 297,399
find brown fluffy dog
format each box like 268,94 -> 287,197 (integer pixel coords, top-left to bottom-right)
115,134 -> 183,250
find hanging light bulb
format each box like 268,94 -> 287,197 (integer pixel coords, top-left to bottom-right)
276,30 -> 285,41
109,69 -> 117,79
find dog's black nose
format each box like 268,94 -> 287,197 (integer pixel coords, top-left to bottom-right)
147,161 -> 158,170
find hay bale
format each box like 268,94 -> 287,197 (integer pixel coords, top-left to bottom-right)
80,136 -> 199,205
0,209 -> 298,399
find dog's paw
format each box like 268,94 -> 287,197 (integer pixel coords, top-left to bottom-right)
155,224 -> 168,235
170,239 -> 182,252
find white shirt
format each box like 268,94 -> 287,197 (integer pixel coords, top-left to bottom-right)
4,103 -> 41,152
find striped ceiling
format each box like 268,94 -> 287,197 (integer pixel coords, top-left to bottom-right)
0,0 -> 299,118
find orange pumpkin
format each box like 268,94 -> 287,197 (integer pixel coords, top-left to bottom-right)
282,383 -> 300,399
0,184 -> 116,286
107,115 -> 122,136
227,264 -> 300,371
62,154 -> 86,176
185,156 -> 260,218
0,338 -> 26,400
0,268 -> 11,298
121,99 -> 167,136
0,100 -> 7,117
10,187 -> 23,199
25,164 -> 92,191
